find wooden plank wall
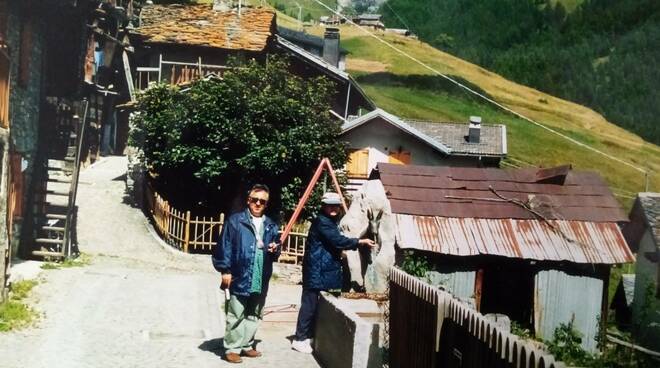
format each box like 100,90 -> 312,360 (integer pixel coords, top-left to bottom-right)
389,267 -> 567,368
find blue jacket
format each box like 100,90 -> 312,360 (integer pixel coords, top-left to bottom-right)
212,209 -> 281,297
303,213 -> 359,291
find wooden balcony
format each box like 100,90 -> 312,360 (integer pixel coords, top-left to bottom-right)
134,55 -> 233,91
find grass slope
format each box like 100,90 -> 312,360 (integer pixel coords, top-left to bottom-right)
294,22 -> 659,205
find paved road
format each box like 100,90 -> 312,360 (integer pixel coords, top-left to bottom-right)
0,156 -> 319,368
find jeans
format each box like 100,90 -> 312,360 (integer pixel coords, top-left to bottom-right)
294,289 -> 320,341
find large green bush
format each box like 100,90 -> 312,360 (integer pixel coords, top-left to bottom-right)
129,56 -> 348,219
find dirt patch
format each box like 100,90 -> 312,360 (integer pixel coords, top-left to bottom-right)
346,59 -> 389,73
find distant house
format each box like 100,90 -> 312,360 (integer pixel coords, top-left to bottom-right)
339,108 -> 506,189
129,3 -> 374,121
623,192 -> 660,351
369,162 -> 633,352
353,14 -> 385,30
319,15 -> 342,26
277,26 -> 349,71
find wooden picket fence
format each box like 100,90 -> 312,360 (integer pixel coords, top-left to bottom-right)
144,182 -> 309,260
145,182 -> 224,253
389,267 -> 567,368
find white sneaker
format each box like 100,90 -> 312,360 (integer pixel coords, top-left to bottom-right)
291,339 -> 313,354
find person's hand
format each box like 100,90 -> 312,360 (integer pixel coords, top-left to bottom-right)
267,242 -> 278,253
359,238 -> 376,248
221,274 -> 232,289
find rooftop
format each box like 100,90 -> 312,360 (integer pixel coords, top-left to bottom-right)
624,192 -> 660,259
341,109 -> 506,157
407,119 -> 506,157
373,163 -> 633,264
373,163 -> 626,222
134,5 -> 275,51
277,26 -> 348,55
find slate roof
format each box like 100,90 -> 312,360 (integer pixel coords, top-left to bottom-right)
135,5 -> 275,51
407,120 -> 506,157
277,26 -> 348,55
340,109 -> 506,157
624,192 -> 660,259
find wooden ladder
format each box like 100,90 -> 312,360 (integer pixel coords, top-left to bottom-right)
32,100 -> 88,259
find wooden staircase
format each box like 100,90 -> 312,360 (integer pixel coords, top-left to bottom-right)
32,101 -> 88,259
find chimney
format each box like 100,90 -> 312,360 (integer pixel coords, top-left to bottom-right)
468,116 -> 481,143
213,0 -> 232,12
323,28 -> 340,67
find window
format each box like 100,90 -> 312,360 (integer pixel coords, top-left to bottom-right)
346,149 -> 369,178
388,150 -> 411,165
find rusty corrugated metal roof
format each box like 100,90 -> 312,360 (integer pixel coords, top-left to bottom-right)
135,5 -> 275,51
374,163 -> 628,222
395,215 -> 634,264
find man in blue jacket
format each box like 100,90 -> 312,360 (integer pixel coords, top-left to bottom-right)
212,184 -> 281,364
291,192 -> 375,354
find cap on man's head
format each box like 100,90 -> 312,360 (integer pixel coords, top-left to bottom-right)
321,192 -> 342,205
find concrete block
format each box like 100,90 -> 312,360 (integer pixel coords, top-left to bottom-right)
314,293 -> 383,368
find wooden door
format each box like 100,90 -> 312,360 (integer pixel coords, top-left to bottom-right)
347,148 -> 369,178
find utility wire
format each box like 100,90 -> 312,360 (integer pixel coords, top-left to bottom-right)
309,0 -> 650,180
383,1 -> 412,32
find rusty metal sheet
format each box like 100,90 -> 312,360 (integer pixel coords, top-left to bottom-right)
394,214 -> 634,264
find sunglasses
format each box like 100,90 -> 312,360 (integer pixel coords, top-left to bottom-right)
248,197 -> 268,206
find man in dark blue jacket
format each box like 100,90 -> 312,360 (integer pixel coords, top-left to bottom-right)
291,192 -> 375,354
212,184 -> 281,364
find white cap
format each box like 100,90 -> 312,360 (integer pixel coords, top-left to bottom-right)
321,192 -> 342,205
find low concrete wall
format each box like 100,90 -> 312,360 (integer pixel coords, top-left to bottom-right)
314,293 -> 383,368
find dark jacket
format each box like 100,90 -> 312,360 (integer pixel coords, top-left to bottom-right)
212,209 -> 281,297
303,212 -> 359,290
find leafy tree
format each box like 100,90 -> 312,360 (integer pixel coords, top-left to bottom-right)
129,56 -> 348,220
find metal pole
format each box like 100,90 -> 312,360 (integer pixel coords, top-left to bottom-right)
645,171 -> 650,192
157,53 -> 162,83
344,83 -> 351,119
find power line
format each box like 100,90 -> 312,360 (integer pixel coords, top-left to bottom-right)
309,0 -> 651,181
383,1 -> 411,32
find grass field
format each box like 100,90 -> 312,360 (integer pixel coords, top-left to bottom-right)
282,22 -> 660,207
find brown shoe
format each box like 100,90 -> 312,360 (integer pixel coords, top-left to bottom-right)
225,352 -> 243,363
241,349 -> 262,358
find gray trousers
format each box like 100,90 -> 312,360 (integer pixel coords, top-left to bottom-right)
223,293 -> 265,354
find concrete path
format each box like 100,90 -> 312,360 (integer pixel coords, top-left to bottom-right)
0,156 -> 319,368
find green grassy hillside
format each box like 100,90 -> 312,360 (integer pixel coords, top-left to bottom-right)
281,21 -> 659,206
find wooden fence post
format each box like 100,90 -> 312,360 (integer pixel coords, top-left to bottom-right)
184,210 -> 191,253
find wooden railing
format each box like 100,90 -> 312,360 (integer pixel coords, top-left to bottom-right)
144,182 -> 308,260
134,56 -> 232,91
145,182 -> 224,253
389,267 -> 566,368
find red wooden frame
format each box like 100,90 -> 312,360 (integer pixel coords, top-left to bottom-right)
279,158 -> 347,243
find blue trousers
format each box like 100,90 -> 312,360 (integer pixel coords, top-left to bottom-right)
294,289 -> 320,341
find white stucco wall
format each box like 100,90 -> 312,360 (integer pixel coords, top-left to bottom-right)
632,230 -> 660,350
341,117 -> 479,174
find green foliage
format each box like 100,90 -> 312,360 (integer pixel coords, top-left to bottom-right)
548,322 -> 592,365
381,0 -> 660,144
401,250 -> 430,278
511,321 -> 534,340
0,280 -> 38,332
130,56 -> 348,220
41,253 -> 91,270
